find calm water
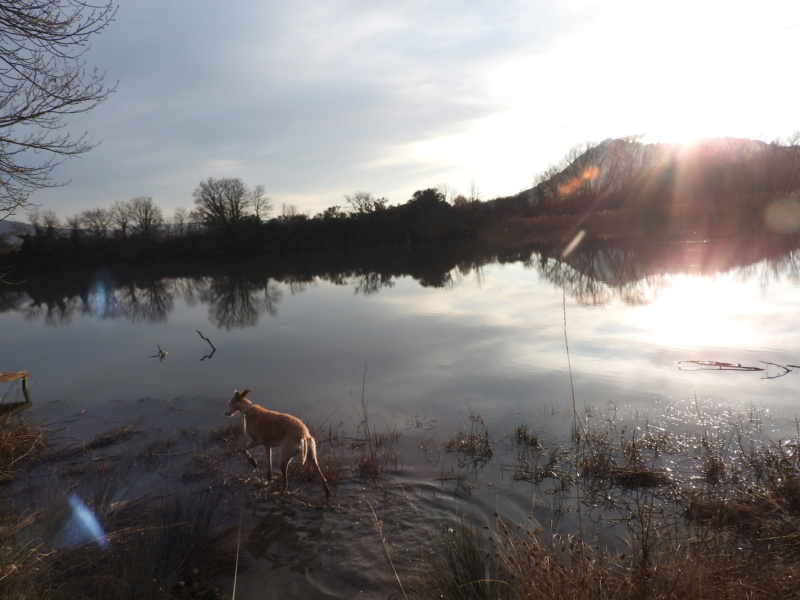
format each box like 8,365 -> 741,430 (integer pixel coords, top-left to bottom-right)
3,236 -> 800,596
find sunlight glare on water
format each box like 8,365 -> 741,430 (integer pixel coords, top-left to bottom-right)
633,272 -> 786,351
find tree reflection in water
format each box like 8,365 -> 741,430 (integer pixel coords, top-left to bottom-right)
3,234 -> 799,328
200,274 -> 281,331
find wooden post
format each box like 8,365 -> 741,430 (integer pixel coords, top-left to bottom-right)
0,371 -> 32,422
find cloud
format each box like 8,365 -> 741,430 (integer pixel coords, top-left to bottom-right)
26,0 -> 800,218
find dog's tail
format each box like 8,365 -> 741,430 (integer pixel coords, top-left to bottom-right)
299,437 -> 309,465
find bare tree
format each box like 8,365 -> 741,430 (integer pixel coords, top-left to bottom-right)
65,214 -> 83,236
39,210 -> 62,236
279,203 -> 309,221
248,184 -> 273,220
172,207 -> 189,235
110,199 -> 132,237
27,208 -> 42,234
0,1 -> 118,220
128,196 -> 163,238
192,177 -> 252,229
468,180 -> 482,202
81,207 -> 113,237
344,190 -> 388,214
436,183 -> 457,204
280,203 -> 299,220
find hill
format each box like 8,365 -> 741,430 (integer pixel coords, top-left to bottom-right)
482,136 -> 800,240
0,220 -> 34,245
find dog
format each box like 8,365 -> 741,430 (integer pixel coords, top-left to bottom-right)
225,389 -> 331,497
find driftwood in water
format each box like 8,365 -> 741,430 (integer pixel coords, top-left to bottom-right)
150,345 -> 168,361
679,361 -> 764,371
678,360 -> 797,379
196,330 -> 216,360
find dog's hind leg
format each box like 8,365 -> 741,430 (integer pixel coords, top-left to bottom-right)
265,446 -> 273,480
278,446 -> 294,494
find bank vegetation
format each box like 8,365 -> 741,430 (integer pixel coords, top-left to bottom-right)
3,136 -> 800,275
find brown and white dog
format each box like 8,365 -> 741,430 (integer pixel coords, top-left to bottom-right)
225,389 -> 331,497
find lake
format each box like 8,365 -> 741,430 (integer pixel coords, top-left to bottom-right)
2,235 -> 800,597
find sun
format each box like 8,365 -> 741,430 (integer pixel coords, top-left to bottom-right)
539,0 -> 794,149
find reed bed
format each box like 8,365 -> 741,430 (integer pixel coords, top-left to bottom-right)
421,407 -> 800,600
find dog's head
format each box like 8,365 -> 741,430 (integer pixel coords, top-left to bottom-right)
225,388 -> 252,416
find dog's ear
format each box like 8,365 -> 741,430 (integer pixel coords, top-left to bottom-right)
241,389 -> 252,398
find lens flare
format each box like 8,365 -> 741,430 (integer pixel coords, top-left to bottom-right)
56,494 -> 109,549
562,229 -> 586,258
764,197 -> 800,234
87,269 -> 118,318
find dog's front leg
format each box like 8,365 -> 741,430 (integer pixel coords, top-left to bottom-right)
266,446 -> 273,480
243,449 -> 259,469
241,439 -> 265,482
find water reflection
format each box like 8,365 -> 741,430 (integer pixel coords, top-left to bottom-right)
198,273 -> 281,330
2,234 -> 799,328
535,234 -> 800,306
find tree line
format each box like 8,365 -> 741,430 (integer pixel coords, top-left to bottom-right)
8,134 -> 800,270
8,181 -> 482,267
23,178 -> 273,240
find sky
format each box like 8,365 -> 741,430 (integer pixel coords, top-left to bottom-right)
28,0 -> 800,221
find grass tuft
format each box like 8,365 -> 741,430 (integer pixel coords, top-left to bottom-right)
513,424 -> 541,448
444,411 -> 494,469
0,420 -> 44,483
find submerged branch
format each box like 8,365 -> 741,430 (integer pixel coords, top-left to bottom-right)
678,360 -> 795,379
196,330 -> 216,360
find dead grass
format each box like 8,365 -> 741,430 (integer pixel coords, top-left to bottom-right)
1,489 -> 236,600
701,453 -> 726,484
444,411 -> 494,469
423,486 -> 800,600
208,421 -> 244,452
424,408 -> 800,600
298,451 -> 343,490
0,420 -> 44,483
182,451 -> 225,482
513,424 -> 541,448
348,374 -> 401,481
85,423 -> 139,451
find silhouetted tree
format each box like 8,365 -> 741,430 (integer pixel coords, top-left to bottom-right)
0,0 -> 117,220
345,191 -> 387,214
280,203 -> 306,221
111,200 -> 132,237
172,207 -> 189,235
436,183 -> 458,204
192,177 -> 253,230
468,180 -> 482,202
81,207 -> 113,238
65,214 -> 83,236
28,209 -> 61,237
128,196 -> 163,238
248,184 -> 273,221
408,188 -> 446,206
318,206 -> 346,220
